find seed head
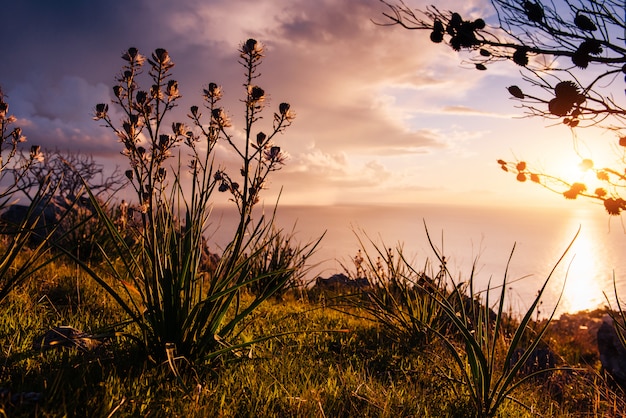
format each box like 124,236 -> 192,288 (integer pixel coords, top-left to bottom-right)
203,83 -> 222,100
248,85 -> 265,102
430,30 -> 444,43
152,48 -> 171,66
256,132 -> 267,147
172,122 -> 188,136
524,1 -> 544,23
572,48 -> 590,68
512,48 -> 529,66
554,81 -> 580,103
122,47 -> 145,65
604,198 -> 625,215
579,39 -> 603,56
166,80 -> 180,98
574,13 -> 597,32
136,90 -> 148,105
93,103 -> 109,120
211,108 -> 231,127
30,145 -> 44,162
507,86 -> 525,99
11,127 -> 26,143
0,101 -> 8,120
241,38 -> 264,56
433,19 -> 444,33
548,98 -> 573,117
473,18 -> 485,30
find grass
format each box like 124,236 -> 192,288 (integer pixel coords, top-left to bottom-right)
1,260 -> 625,417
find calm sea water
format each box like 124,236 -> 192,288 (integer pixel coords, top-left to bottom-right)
208,203 -> 626,317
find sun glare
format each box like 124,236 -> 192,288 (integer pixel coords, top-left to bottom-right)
559,224 -> 606,314
554,155 -> 594,185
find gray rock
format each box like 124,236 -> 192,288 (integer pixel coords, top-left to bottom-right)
597,315 -> 626,387
33,326 -> 101,352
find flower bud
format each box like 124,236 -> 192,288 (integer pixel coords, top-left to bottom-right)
30,145 -> 40,158
256,132 -> 267,147
204,83 -> 222,99
151,84 -> 163,100
136,90 -> 148,104
0,101 -> 8,119
166,80 -> 179,98
152,48 -> 170,65
122,47 -> 139,61
248,85 -> 265,102
242,39 -> 258,54
11,127 -> 24,142
279,103 -> 290,115
94,103 -> 108,120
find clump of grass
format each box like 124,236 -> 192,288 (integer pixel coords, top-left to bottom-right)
71,40 -> 320,364
416,225 -> 579,417
345,224 -> 583,417
344,234 -> 448,349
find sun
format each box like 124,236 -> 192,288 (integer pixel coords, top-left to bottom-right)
553,155 -> 594,185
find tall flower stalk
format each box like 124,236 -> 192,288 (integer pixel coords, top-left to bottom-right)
0,88 -> 63,303
85,40 -> 312,361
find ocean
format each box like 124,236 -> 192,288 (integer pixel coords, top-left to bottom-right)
208,203 -> 626,317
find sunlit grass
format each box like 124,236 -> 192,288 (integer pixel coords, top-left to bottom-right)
1,256 -> 625,417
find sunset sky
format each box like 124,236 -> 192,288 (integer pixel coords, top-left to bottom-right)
0,0 -> 616,210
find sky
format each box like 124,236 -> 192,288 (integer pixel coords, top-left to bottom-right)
0,0 -> 617,210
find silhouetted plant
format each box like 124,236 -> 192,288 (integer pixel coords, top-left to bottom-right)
246,226 -> 321,299
379,0 -> 626,214
0,88 -> 68,302
345,234 -> 447,348
77,40 -> 312,362
8,150 -> 128,260
414,224 -> 578,417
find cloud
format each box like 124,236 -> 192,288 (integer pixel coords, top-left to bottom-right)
2,0 -> 544,207
7,76 -> 120,155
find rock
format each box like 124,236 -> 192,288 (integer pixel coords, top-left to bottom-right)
597,315 -> 626,387
509,346 -> 557,377
0,195 -> 95,243
32,326 -> 102,352
314,273 -> 370,291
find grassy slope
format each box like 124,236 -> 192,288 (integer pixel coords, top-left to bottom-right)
0,264 -> 624,417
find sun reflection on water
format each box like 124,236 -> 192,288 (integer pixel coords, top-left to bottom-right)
560,238 -> 604,313
557,215 -> 609,314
